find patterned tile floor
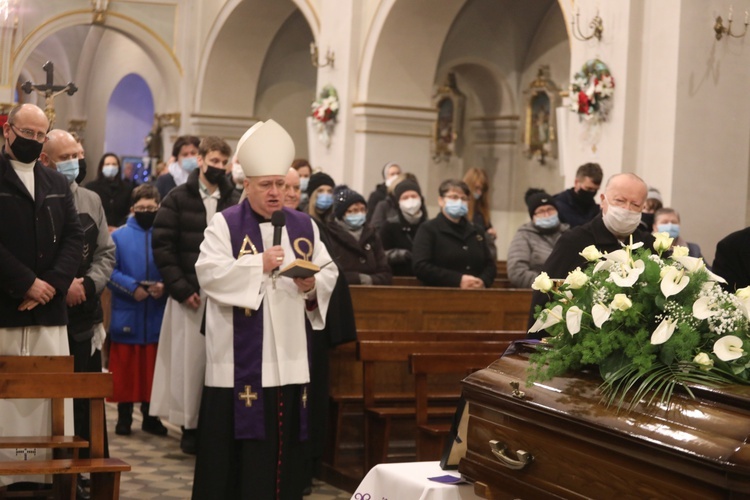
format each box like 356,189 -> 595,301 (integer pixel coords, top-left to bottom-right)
106,402 -> 351,499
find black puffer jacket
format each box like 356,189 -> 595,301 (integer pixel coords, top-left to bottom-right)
152,169 -> 240,302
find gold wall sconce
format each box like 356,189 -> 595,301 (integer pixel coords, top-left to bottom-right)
714,7 -> 749,40
571,9 -> 603,42
310,42 -> 334,69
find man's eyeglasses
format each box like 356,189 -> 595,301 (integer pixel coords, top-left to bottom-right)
606,195 -> 643,213
133,207 -> 159,213
10,124 -> 48,144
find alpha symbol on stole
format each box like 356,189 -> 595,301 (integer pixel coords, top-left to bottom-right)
239,385 -> 258,407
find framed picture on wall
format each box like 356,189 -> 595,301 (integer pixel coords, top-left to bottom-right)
523,65 -> 561,165
431,72 -> 465,163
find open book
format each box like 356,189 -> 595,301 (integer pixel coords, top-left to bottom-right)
278,259 -> 321,279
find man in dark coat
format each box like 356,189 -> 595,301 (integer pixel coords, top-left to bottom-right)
150,136 -> 240,454
553,162 -> 603,227
712,227 -> 750,291
0,103 -> 84,488
528,173 -> 655,338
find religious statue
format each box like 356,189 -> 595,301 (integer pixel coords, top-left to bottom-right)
21,61 -> 78,128
144,119 -> 163,161
431,73 -> 465,163
523,66 -> 560,165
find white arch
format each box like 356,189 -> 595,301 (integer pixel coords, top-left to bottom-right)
12,10 -> 181,110
357,0 -> 467,106
193,0 -> 318,113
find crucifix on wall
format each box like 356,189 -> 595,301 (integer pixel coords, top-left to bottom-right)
21,61 -> 78,127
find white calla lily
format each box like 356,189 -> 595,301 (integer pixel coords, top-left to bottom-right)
610,260 -> 645,288
528,305 -> 564,333
605,249 -> 630,264
714,335 -> 745,361
593,259 -> 614,274
628,241 -> 644,250
706,269 -> 728,284
672,255 -> 705,274
566,306 -> 583,336
692,296 -> 719,320
660,266 -> 689,298
651,318 -> 677,345
592,303 -> 611,328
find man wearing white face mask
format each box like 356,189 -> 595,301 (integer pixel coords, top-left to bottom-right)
528,173 -> 654,337
41,130 -> 115,494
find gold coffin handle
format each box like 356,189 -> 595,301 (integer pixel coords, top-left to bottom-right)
489,440 -> 533,470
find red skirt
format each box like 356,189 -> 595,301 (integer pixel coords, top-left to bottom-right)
109,342 -> 159,403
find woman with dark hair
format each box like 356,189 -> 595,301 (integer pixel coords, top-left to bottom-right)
412,179 -> 496,288
85,152 -> 135,229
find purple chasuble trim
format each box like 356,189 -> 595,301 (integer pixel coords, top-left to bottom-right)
223,201 -> 314,440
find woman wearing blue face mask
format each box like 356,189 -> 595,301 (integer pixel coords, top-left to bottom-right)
85,152 -> 135,229
412,179 -> 497,289
306,171 -> 336,225
652,207 -> 703,259
507,188 -> 570,288
325,186 -> 392,285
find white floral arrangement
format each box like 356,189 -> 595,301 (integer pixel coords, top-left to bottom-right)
569,58 -> 615,123
528,234 -> 750,409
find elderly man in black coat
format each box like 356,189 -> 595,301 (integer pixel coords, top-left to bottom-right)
528,173 -> 655,338
713,227 -> 750,292
0,103 -> 84,488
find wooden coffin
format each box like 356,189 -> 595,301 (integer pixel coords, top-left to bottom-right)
458,342 -> 750,499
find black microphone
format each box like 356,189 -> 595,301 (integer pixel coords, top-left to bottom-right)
271,210 -> 286,272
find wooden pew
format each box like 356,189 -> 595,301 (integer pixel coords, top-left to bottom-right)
409,352 -> 499,460
390,276 -> 512,288
349,286 -> 532,331
326,330 -> 524,469
358,340 -> 509,473
0,363 -> 130,500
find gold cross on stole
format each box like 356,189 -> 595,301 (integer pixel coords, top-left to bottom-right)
239,385 -> 258,407
238,235 -> 258,316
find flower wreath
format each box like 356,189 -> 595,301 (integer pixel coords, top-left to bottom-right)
528,235 -> 750,411
569,59 -> 615,123
311,85 -> 339,124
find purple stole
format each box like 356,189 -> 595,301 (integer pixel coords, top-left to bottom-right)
223,201 -> 314,440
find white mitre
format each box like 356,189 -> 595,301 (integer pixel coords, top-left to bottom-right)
236,119 -> 295,177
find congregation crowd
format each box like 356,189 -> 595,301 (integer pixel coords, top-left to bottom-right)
1,102 -> 749,499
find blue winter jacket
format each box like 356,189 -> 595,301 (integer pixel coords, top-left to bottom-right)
108,216 -> 166,344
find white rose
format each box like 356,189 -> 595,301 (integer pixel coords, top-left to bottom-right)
610,293 -> 632,312
564,268 -> 589,290
671,245 -> 689,257
653,232 -> 674,253
531,272 -> 554,293
693,352 -> 714,371
579,245 -> 603,262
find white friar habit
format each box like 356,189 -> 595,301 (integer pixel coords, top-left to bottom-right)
191,120 -> 338,499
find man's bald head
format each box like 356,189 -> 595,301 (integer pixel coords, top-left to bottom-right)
601,173 -> 648,214
284,167 -> 301,209
41,129 -> 80,169
2,104 -> 49,162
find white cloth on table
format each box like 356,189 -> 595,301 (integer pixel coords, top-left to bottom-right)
0,325 -> 73,487
195,212 -> 338,388
353,461 -> 480,500
149,296 -> 206,428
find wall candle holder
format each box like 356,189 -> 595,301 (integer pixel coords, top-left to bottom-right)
310,42 -> 334,69
714,7 -> 749,40
571,9 -> 603,42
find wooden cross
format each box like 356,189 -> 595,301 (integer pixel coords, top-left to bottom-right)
15,448 -> 36,460
239,385 -> 258,407
20,61 -> 78,127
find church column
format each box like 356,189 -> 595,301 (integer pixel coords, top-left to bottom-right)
0,2 -> 18,106
307,0 -> 362,186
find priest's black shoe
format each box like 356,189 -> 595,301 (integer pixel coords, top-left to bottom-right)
115,402 -> 133,435
180,428 -> 197,455
142,416 -> 168,436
